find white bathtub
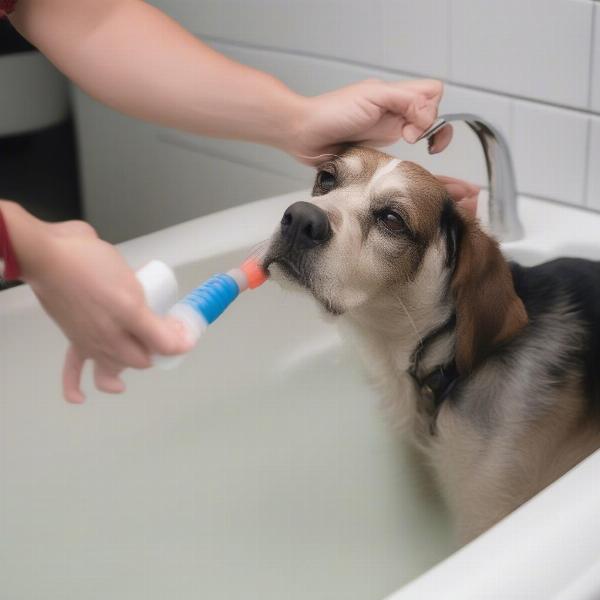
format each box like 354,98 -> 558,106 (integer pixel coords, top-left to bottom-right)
2,191 -> 600,600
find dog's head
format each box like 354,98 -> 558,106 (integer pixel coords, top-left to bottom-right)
263,146 -> 527,374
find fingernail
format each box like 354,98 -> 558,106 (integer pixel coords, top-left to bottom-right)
171,318 -> 195,349
406,131 -> 418,144
65,392 -> 85,404
171,318 -> 186,336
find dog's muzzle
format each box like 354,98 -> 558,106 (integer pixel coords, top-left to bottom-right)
279,201 -> 331,250
263,201 -> 331,284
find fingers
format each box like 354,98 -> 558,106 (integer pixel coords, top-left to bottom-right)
63,346 -> 85,404
428,124 -> 454,153
94,360 -> 126,395
436,175 -> 480,218
50,220 -> 98,239
63,333 -> 151,402
130,309 -> 193,356
396,98 -> 437,142
376,81 -> 443,143
344,112 -> 406,147
457,195 -> 479,218
62,347 -> 126,401
401,102 -> 439,143
399,79 -> 444,100
62,311 -> 187,402
110,333 -> 152,369
436,175 -> 480,199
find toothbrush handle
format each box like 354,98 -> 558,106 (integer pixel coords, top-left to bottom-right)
153,273 -> 239,369
137,261 -> 265,370
179,273 -> 240,324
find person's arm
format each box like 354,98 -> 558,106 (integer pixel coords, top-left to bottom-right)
0,201 -> 192,403
9,0 -> 451,163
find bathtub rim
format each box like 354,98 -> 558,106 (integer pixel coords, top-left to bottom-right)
2,189 -> 600,313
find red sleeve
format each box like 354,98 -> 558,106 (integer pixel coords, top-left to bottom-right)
0,208 -> 22,281
0,1 -> 17,17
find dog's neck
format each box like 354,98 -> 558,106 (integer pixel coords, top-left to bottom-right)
345,240 -> 456,374
344,280 -> 456,380
342,288 -> 457,432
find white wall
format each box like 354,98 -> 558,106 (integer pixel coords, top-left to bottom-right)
74,0 -> 600,241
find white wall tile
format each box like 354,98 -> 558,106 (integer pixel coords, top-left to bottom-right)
451,0 -> 593,109
387,122 -> 489,188
382,0 -> 450,78
512,101 -> 588,205
441,84 -> 512,142
150,0 -> 384,65
591,4 -> 600,112
586,117 -> 600,209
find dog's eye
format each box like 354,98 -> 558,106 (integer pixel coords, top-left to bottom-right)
377,210 -> 406,233
315,170 -> 336,193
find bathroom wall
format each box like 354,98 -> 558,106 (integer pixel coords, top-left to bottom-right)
73,0 -> 600,241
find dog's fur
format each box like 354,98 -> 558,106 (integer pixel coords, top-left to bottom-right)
264,147 -> 600,543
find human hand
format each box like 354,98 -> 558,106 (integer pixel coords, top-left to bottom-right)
6,207 -> 192,403
436,175 -> 480,217
288,79 -> 453,165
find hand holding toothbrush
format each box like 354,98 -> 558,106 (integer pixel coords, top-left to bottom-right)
0,201 -> 192,403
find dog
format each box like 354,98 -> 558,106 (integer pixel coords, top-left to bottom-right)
262,146 -> 600,543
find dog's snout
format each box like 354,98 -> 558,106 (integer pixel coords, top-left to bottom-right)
280,201 -> 331,249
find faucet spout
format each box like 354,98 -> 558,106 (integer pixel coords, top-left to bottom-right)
418,113 -> 524,242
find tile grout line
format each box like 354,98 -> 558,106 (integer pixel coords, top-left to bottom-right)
446,0 -> 453,80
582,2 -> 596,206
589,2 -> 597,109
202,34 -> 600,118
582,118 -> 592,207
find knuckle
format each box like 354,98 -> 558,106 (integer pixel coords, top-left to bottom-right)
156,337 -> 178,355
131,353 -> 152,369
71,220 -> 99,238
117,291 -> 145,316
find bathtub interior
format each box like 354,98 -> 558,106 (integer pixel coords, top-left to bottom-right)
0,248 -> 454,600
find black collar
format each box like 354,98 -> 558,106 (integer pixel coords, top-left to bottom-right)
408,314 -> 459,411
412,361 -> 459,409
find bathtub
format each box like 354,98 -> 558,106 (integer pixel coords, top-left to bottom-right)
2,190 -> 600,600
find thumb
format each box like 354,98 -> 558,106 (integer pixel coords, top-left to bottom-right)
131,309 -> 195,356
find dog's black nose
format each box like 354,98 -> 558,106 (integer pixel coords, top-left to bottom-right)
280,201 -> 331,249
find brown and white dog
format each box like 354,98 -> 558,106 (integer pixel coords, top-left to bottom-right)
263,146 -> 600,543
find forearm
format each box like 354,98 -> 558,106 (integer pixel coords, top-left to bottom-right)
10,0 -> 305,147
0,200 -> 47,280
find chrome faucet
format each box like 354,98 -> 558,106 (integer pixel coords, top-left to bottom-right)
417,113 -> 524,242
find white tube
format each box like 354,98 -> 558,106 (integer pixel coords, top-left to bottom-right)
136,260 -> 198,369
136,260 -> 178,315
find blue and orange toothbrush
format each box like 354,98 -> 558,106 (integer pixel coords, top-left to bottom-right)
136,256 -> 268,369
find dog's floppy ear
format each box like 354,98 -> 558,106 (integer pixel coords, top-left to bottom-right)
444,202 -> 528,374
